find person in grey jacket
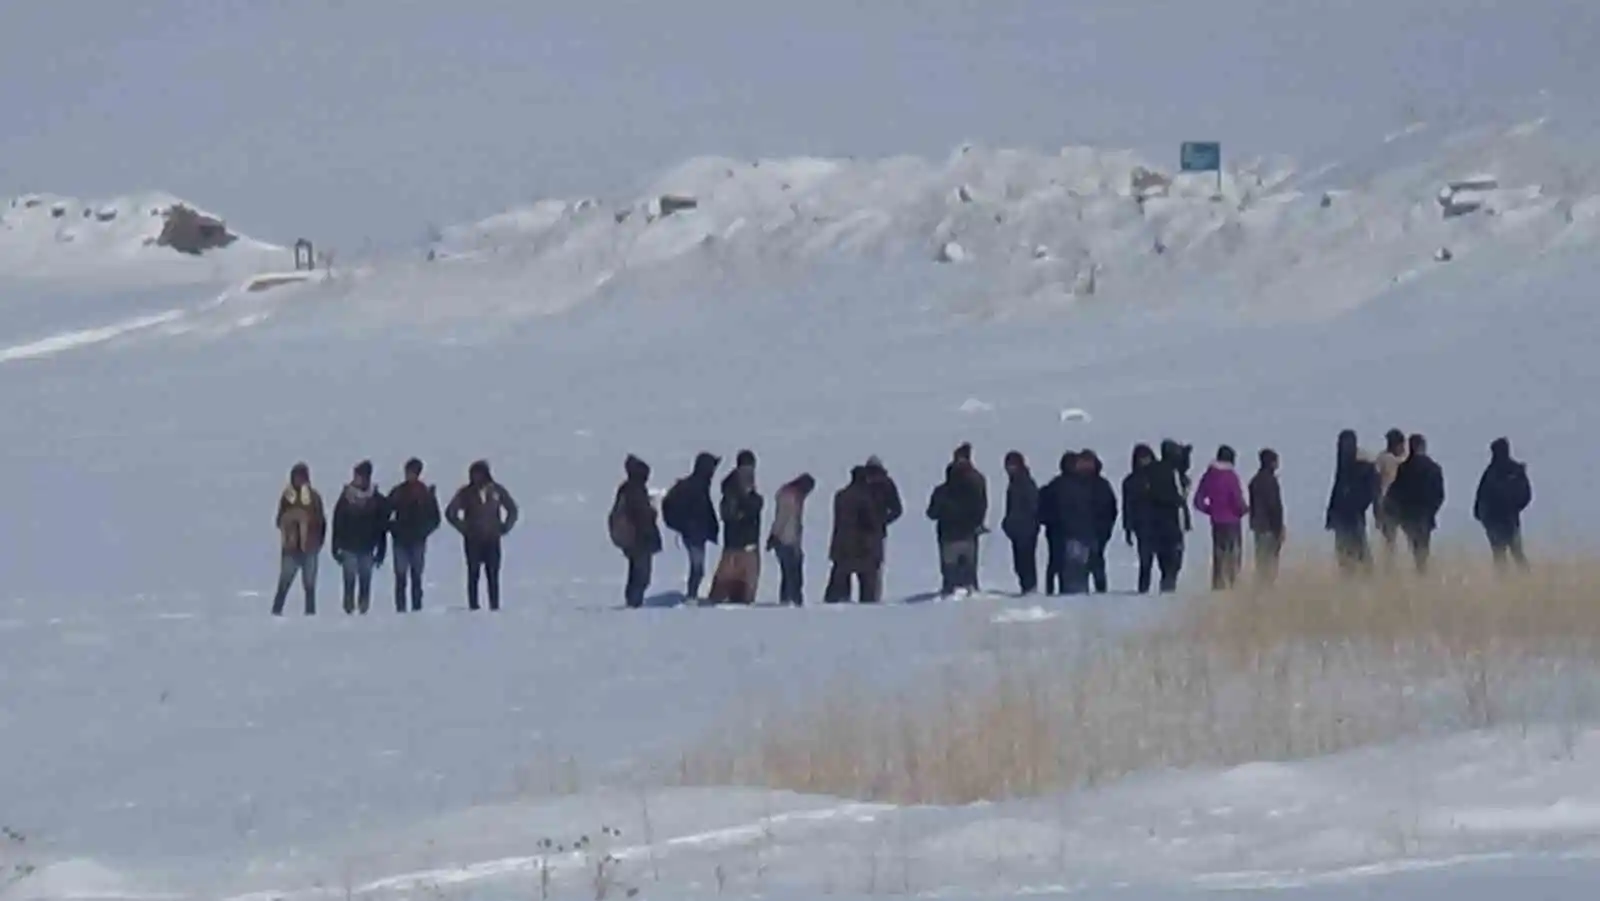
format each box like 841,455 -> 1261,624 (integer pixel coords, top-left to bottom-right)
445,459 -> 519,611
766,473 -> 816,606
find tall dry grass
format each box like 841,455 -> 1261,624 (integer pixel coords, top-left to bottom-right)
676,553 -> 1600,804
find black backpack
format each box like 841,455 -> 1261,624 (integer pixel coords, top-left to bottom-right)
662,479 -> 692,533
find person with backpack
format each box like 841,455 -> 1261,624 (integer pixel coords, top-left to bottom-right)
928,458 -> 987,596
1083,450 -> 1119,594
445,460 -> 519,611
1385,433 -> 1445,573
1248,449 -> 1286,585
386,457 -> 441,612
767,473 -> 816,606
331,459 -> 389,614
1474,437 -> 1533,572
707,450 -> 763,604
1001,451 -> 1040,595
271,462 -> 326,616
1193,445 -> 1249,591
827,467 -> 888,603
608,455 -> 663,608
661,452 -> 720,601
1326,430 -> 1379,575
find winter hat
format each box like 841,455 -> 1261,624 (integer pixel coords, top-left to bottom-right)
1259,448 -> 1279,468
954,442 -> 974,462
469,459 -> 492,481
1490,437 -> 1512,459
1059,451 -> 1079,474
693,452 -> 721,475
736,449 -> 757,468
865,454 -> 884,469
354,459 -> 373,478
1216,445 -> 1236,465
1131,443 -> 1155,468
625,454 -> 650,480
289,461 -> 310,482
850,465 -> 869,483
404,457 -> 424,477
1004,450 -> 1026,469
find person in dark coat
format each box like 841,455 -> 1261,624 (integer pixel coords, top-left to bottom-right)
1083,450 -> 1119,594
1001,451 -> 1040,595
951,443 -> 989,588
827,467 -> 889,603
927,459 -> 986,596
1385,433 -> 1445,573
609,455 -> 663,608
1325,430 -> 1379,576
1142,441 -> 1189,592
767,473 -> 816,606
1041,451 -> 1077,595
662,452 -> 720,600
1248,448 -> 1286,586
862,455 -> 902,599
1164,440 -> 1195,534
1473,437 -> 1532,572
386,457 -> 442,612
1041,452 -> 1099,595
331,460 -> 388,615
707,450 -> 763,604
1120,445 -> 1157,594
445,460 -> 519,610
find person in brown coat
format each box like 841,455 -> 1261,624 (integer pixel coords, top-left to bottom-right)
445,460 -> 520,611
1248,448 -> 1286,586
826,466 -> 888,603
272,462 -> 326,616
609,454 -> 662,609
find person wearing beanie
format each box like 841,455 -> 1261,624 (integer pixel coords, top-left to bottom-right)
1193,445 -> 1249,590
1373,428 -> 1409,562
331,459 -> 389,614
1001,451 -> 1040,595
1326,429 -> 1379,575
445,459 -> 520,610
1386,433 -> 1446,573
609,455 -> 662,608
1248,449 -> 1286,585
271,462 -> 326,616
661,452 -> 721,600
1473,437 -> 1532,571
386,457 -> 442,612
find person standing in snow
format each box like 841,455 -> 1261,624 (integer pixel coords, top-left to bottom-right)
1373,428 -> 1409,563
271,462 -> 326,616
1473,437 -> 1533,572
445,460 -> 519,611
1145,440 -> 1190,592
331,460 -> 389,614
386,457 -> 442,613
1121,444 -> 1161,594
827,466 -> 888,603
861,455 -> 903,600
661,452 -> 720,601
951,443 -> 989,588
608,455 -> 662,609
928,459 -> 986,596
1041,452 -> 1100,595
1326,430 -> 1379,575
1083,450 -> 1119,594
1248,448 -> 1286,586
707,450 -> 763,604
1385,433 -> 1445,573
1165,441 -> 1195,535
1193,446 -> 1249,591
1001,451 -> 1041,595
767,473 -> 816,606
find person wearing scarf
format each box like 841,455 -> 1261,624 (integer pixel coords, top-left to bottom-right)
331,459 -> 389,614
272,462 -> 326,616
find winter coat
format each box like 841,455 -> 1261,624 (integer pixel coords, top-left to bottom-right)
831,478 -> 887,566
1040,473 -> 1098,546
332,482 -> 389,558
276,484 -> 327,555
864,467 -> 903,535
1089,467 -> 1119,548
1387,454 -> 1446,530
1124,461 -> 1185,541
610,457 -> 662,556
1248,470 -> 1285,536
1474,457 -> 1532,530
768,481 -> 809,549
446,480 -> 520,543
719,469 -> 764,550
1326,454 -> 1379,531
387,480 -> 442,547
1193,463 -> 1248,527
927,463 -> 986,544
1001,468 -> 1040,540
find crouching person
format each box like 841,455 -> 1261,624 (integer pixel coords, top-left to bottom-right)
446,460 -> 519,611
767,473 -> 816,606
608,455 -> 663,608
272,462 -> 326,616
708,451 -> 763,604
386,458 -> 441,612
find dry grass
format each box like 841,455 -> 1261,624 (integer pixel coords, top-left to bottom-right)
675,552 -> 1600,804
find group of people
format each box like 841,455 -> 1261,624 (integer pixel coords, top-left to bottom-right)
605,430 -> 1534,608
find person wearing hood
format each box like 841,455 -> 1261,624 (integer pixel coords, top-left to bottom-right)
1325,430 -> 1379,575
661,452 -> 721,601
1042,452 -> 1101,595
827,466 -> 888,603
446,460 -> 519,610
609,455 -> 663,609
1386,433 -> 1445,573
1474,437 -> 1532,571
1124,441 -> 1187,593
1193,446 -> 1249,591
1001,451 -> 1041,595
272,462 -> 326,616
1083,450 -> 1119,594
707,450 -> 763,604
1373,428 -> 1409,562
952,443 -> 989,587
331,460 -> 389,614
928,458 -> 987,596
1163,440 -> 1195,534
1120,445 -> 1159,594
861,455 -> 902,601
1248,449 -> 1286,585
767,473 -> 817,606
386,457 -> 441,612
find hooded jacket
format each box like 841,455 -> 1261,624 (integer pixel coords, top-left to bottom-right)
1326,439 -> 1379,531
927,462 -> 987,544
1086,453 -> 1120,547
831,468 -> 887,566
610,455 -> 662,555
663,453 -> 721,545
1041,459 -> 1099,546
1193,462 -> 1248,526
1002,465 -> 1040,540
276,483 -> 327,555
1387,452 -> 1446,530
332,481 -> 389,557
1474,446 -> 1532,531
863,459 -> 903,535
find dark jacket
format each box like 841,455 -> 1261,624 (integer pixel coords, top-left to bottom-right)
1387,453 -> 1446,530
1124,459 -> 1185,541
864,464 -> 903,535
1248,470 -> 1285,536
387,480 -> 442,547
446,480 -> 519,543
1326,454 -> 1379,532
1041,472 -> 1099,545
1474,457 -> 1532,531
1088,458 -> 1119,547
663,454 -> 720,545
831,472 -> 887,566
1002,468 -> 1040,540
332,483 -> 389,558
719,468 -> 764,549
927,463 -> 986,544
610,456 -> 663,556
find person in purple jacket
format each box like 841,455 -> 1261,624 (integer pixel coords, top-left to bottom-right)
1193,445 -> 1249,591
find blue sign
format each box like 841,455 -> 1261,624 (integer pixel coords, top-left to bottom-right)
1180,141 -> 1222,173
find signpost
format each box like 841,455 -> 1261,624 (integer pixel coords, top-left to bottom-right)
1180,141 -> 1223,195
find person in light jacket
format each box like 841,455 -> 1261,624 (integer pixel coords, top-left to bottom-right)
766,473 -> 816,606
1193,445 -> 1249,591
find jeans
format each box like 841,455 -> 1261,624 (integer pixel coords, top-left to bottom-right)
393,542 -> 427,612
1402,522 -> 1433,573
465,539 -> 502,610
1486,525 -> 1529,572
1210,523 -> 1243,591
271,552 -> 318,615
939,538 -> 979,595
624,552 -> 653,608
774,544 -> 805,605
685,542 -> 708,599
339,551 -> 376,614
1009,532 -> 1039,595
1254,531 -> 1283,586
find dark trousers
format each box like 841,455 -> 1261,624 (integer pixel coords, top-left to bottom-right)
1254,531 -> 1283,586
938,538 -> 978,595
1043,530 -> 1063,595
774,544 -> 805,605
685,541 -> 708,599
824,561 -> 881,603
1333,525 -> 1372,576
1009,532 -> 1039,595
1486,524 -> 1529,572
271,552 -> 318,616
1088,542 -> 1109,594
1210,523 -> 1243,591
392,542 -> 426,612
465,539 -> 503,610
624,552 -> 652,608
1401,521 -> 1433,573
1138,532 -> 1183,593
